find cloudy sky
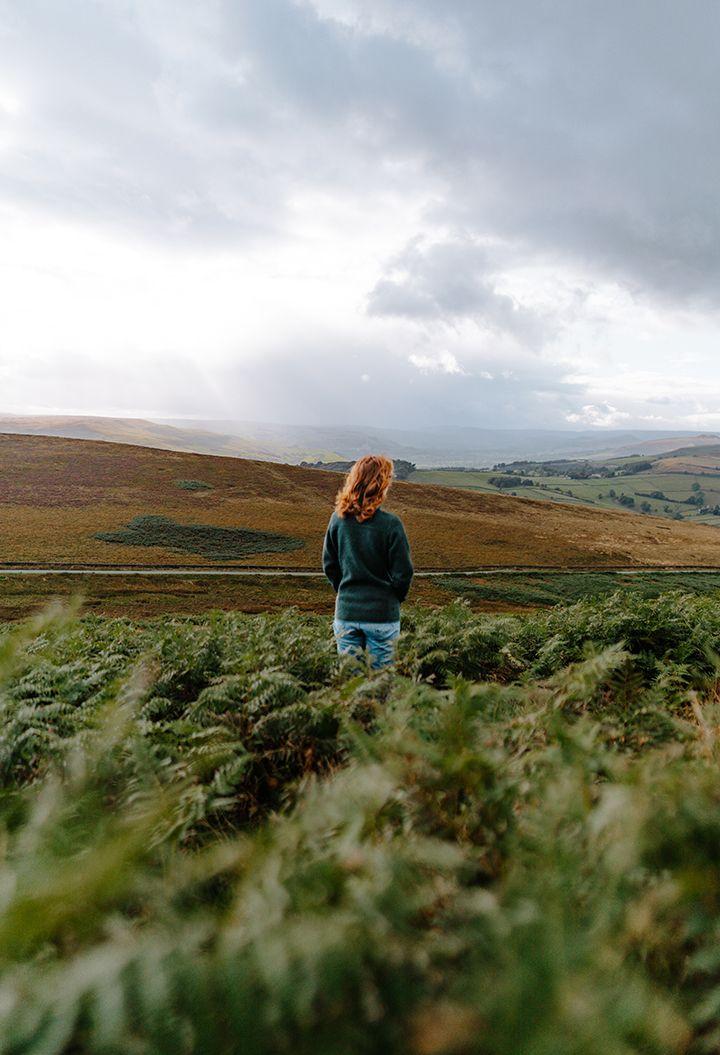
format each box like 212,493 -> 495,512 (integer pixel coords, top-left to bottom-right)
1,0 -> 719,430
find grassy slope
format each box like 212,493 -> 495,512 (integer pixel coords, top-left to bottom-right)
412,465 -> 720,522
5,434 -> 720,570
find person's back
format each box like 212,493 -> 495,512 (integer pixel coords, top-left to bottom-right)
322,455 -> 413,669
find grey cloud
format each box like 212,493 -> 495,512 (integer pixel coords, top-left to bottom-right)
210,336 -> 586,430
3,336 -> 584,431
3,0 -> 720,429
240,0 -> 720,309
3,0 -> 720,306
0,1 -> 289,246
367,237 -> 552,346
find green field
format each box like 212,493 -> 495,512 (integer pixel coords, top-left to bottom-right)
411,467 -> 720,523
2,592 -> 720,1051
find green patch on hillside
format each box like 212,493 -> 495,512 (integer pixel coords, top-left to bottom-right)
440,570 -> 720,607
95,514 -> 304,560
175,478 -> 213,491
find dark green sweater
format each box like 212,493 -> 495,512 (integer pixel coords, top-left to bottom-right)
322,508 -> 414,622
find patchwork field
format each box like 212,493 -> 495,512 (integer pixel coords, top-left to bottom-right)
4,435 -> 720,577
411,464 -> 720,523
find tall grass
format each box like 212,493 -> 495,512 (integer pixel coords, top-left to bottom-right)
0,594 -> 719,1051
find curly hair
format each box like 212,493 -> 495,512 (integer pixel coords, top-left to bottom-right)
334,455 -> 394,522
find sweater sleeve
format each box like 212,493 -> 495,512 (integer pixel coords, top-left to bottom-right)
322,516 -> 341,591
388,519 -> 414,602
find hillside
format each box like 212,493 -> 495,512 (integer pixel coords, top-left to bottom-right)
654,444 -> 720,474
0,415 -> 341,464
161,419 -> 709,467
4,433 -> 720,568
591,432 -> 720,459
412,440 -> 720,527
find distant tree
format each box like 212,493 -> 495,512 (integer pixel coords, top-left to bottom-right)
620,460 -> 654,475
692,481 -> 702,492
392,460 -> 416,480
640,501 -> 652,513
608,488 -> 616,498
618,494 -> 635,508
489,475 -> 533,489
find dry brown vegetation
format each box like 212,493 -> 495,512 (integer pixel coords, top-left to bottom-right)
0,572 -> 458,620
3,433 -> 720,569
655,455 -> 720,473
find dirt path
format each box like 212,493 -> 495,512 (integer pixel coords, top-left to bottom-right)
2,566 -> 720,578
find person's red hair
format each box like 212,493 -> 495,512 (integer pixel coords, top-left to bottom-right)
335,455 -> 394,522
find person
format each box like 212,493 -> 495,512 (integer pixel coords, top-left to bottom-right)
322,454 -> 414,670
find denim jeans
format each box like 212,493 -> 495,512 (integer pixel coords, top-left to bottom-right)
332,618 -> 401,670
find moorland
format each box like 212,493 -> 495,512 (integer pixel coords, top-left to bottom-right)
4,434 -> 720,570
4,433 -> 720,619
3,431 -> 720,1051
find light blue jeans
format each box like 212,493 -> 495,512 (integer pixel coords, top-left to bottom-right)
332,618 -> 401,670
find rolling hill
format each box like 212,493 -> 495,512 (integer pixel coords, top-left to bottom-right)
3,415 -> 718,469
410,439 -> 720,527
0,415 -> 342,464
590,432 -> 720,459
159,419 -> 713,467
3,433 -> 720,569
654,443 -> 720,474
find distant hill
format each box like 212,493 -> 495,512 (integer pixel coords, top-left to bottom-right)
1,415 -> 714,469
3,434 -> 720,568
0,415 -> 341,464
593,433 -> 720,459
654,444 -> 720,474
158,419 -> 710,468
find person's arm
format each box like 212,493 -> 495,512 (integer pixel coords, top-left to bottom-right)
388,519 -> 414,602
322,518 -> 341,591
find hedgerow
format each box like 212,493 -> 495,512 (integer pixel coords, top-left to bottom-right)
0,592 -> 719,1051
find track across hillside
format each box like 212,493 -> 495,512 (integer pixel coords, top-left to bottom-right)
3,565 -> 720,577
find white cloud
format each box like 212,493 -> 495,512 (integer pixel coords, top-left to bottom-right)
566,404 -> 631,428
408,350 -> 464,375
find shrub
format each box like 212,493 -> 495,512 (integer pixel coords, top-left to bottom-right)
0,595 -> 719,1050
95,515 -> 305,560
176,479 -> 213,491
